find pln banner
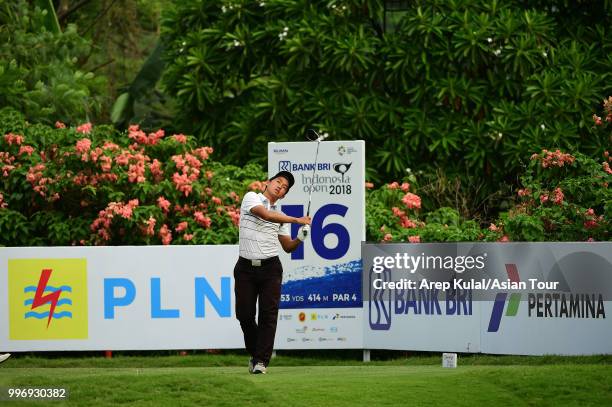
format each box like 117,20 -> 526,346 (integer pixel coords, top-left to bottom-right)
268,140 -> 365,349
1,246 -> 242,351
363,242 -> 612,355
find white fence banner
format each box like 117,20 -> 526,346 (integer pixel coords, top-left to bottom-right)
363,242 -> 612,355
1,245 -> 242,351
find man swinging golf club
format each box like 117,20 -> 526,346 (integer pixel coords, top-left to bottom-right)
234,170 -> 311,374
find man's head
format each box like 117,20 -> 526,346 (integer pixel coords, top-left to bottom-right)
265,171 -> 294,201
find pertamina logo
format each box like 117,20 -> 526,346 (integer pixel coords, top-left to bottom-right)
487,264 -> 605,332
487,264 -> 522,332
9,259 -> 88,340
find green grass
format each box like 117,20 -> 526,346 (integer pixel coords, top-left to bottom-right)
1,354 -> 611,406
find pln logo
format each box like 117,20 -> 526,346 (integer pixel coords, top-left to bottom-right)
9,259 -> 88,340
487,264 -> 521,332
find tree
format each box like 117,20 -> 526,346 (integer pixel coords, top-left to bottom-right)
160,0 -> 611,217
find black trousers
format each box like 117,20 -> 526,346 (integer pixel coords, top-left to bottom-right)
233,256 -> 283,366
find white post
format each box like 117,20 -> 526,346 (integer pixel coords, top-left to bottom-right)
363,349 -> 370,362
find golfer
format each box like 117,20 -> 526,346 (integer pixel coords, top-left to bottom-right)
234,171 -> 310,374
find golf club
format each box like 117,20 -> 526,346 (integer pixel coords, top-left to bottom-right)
302,129 -> 329,237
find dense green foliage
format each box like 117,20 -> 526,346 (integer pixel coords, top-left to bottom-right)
1,106 -> 607,246
0,1 -> 609,244
160,0 -> 611,215
0,0 -> 105,124
0,0 -> 171,126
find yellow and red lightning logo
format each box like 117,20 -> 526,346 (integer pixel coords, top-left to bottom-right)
31,269 -> 63,328
9,259 -> 88,340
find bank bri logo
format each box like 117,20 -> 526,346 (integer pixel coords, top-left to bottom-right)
9,259 -> 88,340
487,264 -> 522,332
368,265 -> 392,330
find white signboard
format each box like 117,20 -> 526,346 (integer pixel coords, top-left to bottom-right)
363,242 -> 612,355
268,140 -> 365,348
1,246 -> 242,351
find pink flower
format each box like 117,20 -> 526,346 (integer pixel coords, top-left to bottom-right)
402,192 -> 421,209
387,182 -> 399,190
194,211 -> 212,228
517,188 -> 531,197
552,187 -> 564,205
172,172 -> 193,196
400,217 -> 416,229
249,180 -> 266,191
212,196 -> 222,205
157,196 -> 171,213
172,134 -> 187,144
0,193 -> 7,209
392,206 -> 405,217
193,146 -> 213,161
128,124 -> 148,144
159,224 -> 172,245
539,194 -> 549,204
149,159 -> 163,182
4,133 -> 24,145
229,191 -> 240,202
76,122 -> 92,134
498,235 -> 510,242
99,155 -> 112,172
489,223 -> 499,232
18,145 -> 34,156
175,221 -> 188,232
103,141 -> 119,151
76,138 -> 92,154
226,206 -> 240,226
383,233 -> 393,242
147,129 -> 165,145
144,217 -> 156,236
400,182 -> 410,192
603,162 -> 612,175
183,233 -> 194,241
536,149 -> 575,168
55,121 -> 66,129
128,162 -> 146,183
408,235 -> 420,243
365,182 -> 374,189
114,151 -> 131,166
593,114 -> 603,126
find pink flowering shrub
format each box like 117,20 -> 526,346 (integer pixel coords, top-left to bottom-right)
0,112 -> 266,246
366,147 -> 610,243
490,149 -> 611,241
366,181 -> 427,243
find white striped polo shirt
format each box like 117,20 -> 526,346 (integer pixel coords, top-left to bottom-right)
238,192 -> 290,260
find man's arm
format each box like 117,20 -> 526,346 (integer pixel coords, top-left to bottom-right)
278,234 -> 302,253
250,205 -> 310,225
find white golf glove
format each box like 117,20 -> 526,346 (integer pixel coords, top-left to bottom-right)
297,225 -> 310,241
